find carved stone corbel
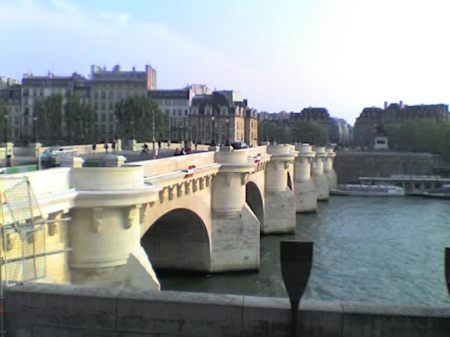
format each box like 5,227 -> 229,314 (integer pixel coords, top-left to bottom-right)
193,179 -> 198,192
92,207 -> 104,233
126,205 -> 141,229
199,177 -> 205,190
48,212 -> 61,236
241,173 -> 250,185
185,181 -> 191,194
6,232 -> 15,251
205,176 -> 211,187
159,189 -> 165,203
177,184 -> 183,197
168,185 -> 175,200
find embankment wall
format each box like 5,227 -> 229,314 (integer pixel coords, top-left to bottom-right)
5,284 -> 450,337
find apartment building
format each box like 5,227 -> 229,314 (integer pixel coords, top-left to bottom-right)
89,64 -> 156,139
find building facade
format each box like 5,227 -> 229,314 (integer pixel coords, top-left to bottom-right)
148,89 -> 193,141
189,91 -> 258,146
90,64 -> 156,139
0,77 -> 21,142
353,101 -> 450,147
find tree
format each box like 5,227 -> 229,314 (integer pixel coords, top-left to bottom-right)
65,94 -> 97,144
35,94 -> 63,145
291,121 -> 328,145
258,121 -> 290,144
386,119 -> 450,162
115,96 -> 167,141
0,101 -> 7,142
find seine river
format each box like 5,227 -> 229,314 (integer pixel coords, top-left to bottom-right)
158,196 -> 450,306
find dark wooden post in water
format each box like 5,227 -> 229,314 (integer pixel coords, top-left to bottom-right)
280,241 -> 314,337
445,247 -> 450,295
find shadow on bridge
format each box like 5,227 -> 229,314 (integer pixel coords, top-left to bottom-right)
141,208 -> 210,272
246,181 -> 264,229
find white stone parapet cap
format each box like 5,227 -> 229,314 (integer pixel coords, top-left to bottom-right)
269,153 -> 297,162
75,185 -> 161,208
144,163 -> 220,185
218,163 -> 256,174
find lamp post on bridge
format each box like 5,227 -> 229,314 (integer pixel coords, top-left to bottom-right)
3,114 -> 8,168
210,115 -> 216,146
33,116 -> 38,142
225,117 -> 230,146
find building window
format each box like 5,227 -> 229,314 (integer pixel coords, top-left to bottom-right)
101,112 -> 106,122
101,91 -> 106,99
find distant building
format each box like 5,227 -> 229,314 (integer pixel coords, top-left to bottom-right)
353,101 -> 450,147
90,64 -> 157,139
0,77 -> 21,141
148,89 -> 193,140
290,108 -> 352,145
21,72 -> 89,142
189,91 -> 257,146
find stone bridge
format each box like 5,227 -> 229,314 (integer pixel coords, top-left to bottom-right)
0,144 -> 337,290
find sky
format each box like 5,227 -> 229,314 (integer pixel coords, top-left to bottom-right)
1,0 -> 450,125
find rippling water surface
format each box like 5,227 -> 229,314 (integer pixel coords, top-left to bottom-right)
158,197 -> 450,306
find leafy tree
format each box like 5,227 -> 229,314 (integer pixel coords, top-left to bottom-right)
387,119 -> 450,162
258,121 -> 290,144
35,94 -> 63,145
65,94 -> 97,144
115,96 -> 167,141
291,121 -> 328,145
0,101 -> 7,142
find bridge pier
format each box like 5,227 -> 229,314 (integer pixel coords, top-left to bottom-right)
263,145 -> 297,233
294,144 -> 318,212
210,150 -> 261,272
324,148 -> 337,189
69,166 -> 161,290
312,146 -> 330,201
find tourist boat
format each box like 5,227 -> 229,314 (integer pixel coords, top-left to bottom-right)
330,184 -> 405,197
423,185 -> 450,199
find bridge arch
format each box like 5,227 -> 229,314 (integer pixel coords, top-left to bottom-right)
141,208 -> 211,272
245,181 -> 264,227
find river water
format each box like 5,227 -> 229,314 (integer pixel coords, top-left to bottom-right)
158,196 -> 450,306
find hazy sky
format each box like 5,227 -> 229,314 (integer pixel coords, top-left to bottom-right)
1,0 -> 449,124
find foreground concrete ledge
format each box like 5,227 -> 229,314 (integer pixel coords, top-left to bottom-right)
7,283 -> 450,318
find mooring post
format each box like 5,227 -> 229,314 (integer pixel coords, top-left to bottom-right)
280,241 -> 314,337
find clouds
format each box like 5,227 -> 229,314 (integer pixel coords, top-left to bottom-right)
1,0 -> 450,124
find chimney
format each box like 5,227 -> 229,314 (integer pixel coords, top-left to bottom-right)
384,101 -> 388,109
399,100 -> 404,109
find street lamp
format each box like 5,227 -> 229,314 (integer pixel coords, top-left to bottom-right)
33,116 -> 38,142
4,115 -> 8,168
130,120 -> 134,140
225,117 -> 230,146
210,115 -> 216,146
152,109 -> 156,159
3,115 -> 8,143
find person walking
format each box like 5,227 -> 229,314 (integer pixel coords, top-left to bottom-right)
104,141 -> 109,153
92,143 -> 97,153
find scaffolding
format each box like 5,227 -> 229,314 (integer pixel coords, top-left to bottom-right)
0,176 -> 47,285
0,176 -> 49,336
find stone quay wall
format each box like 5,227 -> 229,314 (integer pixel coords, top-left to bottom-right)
5,283 -> 450,337
334,151 -> 448,184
